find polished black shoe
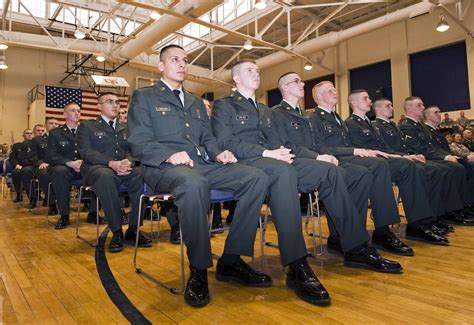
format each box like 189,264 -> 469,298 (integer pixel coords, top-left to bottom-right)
326,236 -> 343,256
441,212 -> 474,226
121,209 -> 129,225
216,258 -> 273,287
54,215 -> 70,230
47,205 -> 58,216
372,232 -> 414,256
86,211 -> 106,225
124,228 -> 152,247
429,223 -> 449,236
108,231 -> 124,253
13,193 -> 23,203
463,206 -> 474,216
434,220 -> 454,233
406,225 -> 449,245
143,206 -> 158,221
344,246 -> 403,273
169,224 -> 181,244
184,266 -> 210,307
286,259 -> 331,306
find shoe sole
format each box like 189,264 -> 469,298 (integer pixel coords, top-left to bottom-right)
286,279 -> 331,306
343,260 -> 403,274
405,235 -> 449,246
108,247 -> 124,253
372,243 -> 415,256
184,294 -> 210,308
442,220 -> 474,226
215,273 -> 273,287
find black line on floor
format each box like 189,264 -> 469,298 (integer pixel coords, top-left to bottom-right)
95,228 -> 151,325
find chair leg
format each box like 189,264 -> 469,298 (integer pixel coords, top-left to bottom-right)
134,195 -> 185,294
45,182 -> 57,226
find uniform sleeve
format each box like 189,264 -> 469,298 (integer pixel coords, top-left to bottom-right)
211,99 -> 267,159
399,123 -> 446,160
127,89 -> 177,167
309,114 -> 354,157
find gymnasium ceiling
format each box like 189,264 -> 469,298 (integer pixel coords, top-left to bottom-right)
0,0 -> 471,86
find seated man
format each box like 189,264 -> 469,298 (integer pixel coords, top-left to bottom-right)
46,102 -> 103,229
10,128 -> 36,206
462,129 -> 474,151
344,91 -> 450,244
450,133 -> 473,160
309,81 -> 415,254
128,45 -> 268,307
399,98 -> 474,225
77,92 -> 152,253
32,121 -> 58,215
212,61 -> 402,305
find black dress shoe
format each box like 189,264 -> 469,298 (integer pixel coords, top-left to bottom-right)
124,228 -> 152,247
216,258 -> 273,287
286,259 -> 331,306
108,231 -> 124,253
185,266 -> 210,307
47,205 -> 58,216
13,194 -> 23,203
169,224 -> 181,244
54,215 -> 70,230
27,199 -> 37,209
143,206 -> 159,221
86,211 -> 106,225
326,236 -> 343,256
344,246 -> 403,273
406,225 -> 449,245
429,224 -> 449,236
434,220 -> 454,233
442,212 -> 474,226
372,232 -> 414,256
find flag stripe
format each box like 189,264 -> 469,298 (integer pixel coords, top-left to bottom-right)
45,86 -> 128,123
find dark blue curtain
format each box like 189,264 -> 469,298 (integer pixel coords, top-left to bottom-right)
350,60 -> 392,119
410,41 -> 470,112
304,74 -> 335,110
267,88 -> 283,108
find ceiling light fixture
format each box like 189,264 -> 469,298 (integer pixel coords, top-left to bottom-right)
255,0 -> 267,10
0,41 -> 8,50
243,40 -> 253,50
96,54 -> 106,62
304,62 -> 313,71
74,28 -> 86,40
0,56 -> 8,70
150,11 -> 161,20
436,14 -> 450,32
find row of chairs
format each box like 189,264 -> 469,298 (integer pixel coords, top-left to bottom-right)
24,176 -> 325,297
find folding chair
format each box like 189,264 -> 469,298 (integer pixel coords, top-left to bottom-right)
28,177 -> 40,213
259,191 -> 323,269
76,182 -> 128,247
133,185 -> 234,294
46,178 -> 84,226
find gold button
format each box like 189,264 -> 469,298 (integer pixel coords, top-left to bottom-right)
185,123 -> 190,127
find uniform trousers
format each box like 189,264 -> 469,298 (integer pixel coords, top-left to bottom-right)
86,166 -> 142,233
12,166 -> 34,198
34,167 -> 55,204
149,161 -> 267,270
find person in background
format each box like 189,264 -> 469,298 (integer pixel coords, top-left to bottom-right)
462,129 -> 474,151
456,111 -> 470,130
118,107 -> 128,124
450,133 -> 474,161
10,129 -> 36,206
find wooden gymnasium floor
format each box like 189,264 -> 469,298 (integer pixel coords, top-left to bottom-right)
0,191 -> 473,324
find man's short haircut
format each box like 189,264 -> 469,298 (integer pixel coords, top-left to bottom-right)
98,91 -> 118,102
373,97 -> 391,110
311,80 -> 334,103
64,102 -> 80,110
347,89 -> 368,109
423,105 -> 439,119
425,104 -> 439,111
33,124 -> 45,130
231,59 -> 257,80
403,96 -> 421,111
45,117 -> 58,123
278,71 -> 298,89
159,44 -> 185,61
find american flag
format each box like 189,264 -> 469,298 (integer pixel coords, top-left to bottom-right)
45,86 -> 128,123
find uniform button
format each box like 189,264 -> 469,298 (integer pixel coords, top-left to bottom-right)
185,123 -> 190,127
116,142 -> 119,145
184,112 -> 187,116
115,150 -> 118,153
186,135 -> 190,138
74,150 -> 77,153
115,135 -> 118,137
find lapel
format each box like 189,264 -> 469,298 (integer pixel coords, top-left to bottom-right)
280,100 -> 307,121
61,124 -> 76,141
233,91 -> 260,119
116,121 -> 126,134
183,89 -> 196,112
96,117 -> 114,133
153,80 -> 184,110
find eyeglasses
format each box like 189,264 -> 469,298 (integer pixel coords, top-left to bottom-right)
285,78 -> 304,86
99,99 -> 120,106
